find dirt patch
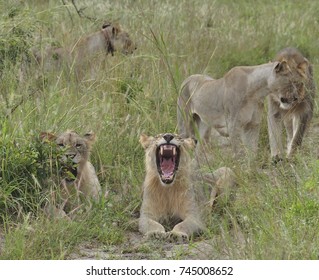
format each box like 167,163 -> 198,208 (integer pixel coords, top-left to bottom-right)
69,232 -> 213,259
69,227 -> 246,260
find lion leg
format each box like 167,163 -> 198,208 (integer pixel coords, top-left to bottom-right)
228,121 -> 243,158
139,216 -> 167,239
170,216 -> 204,241
196,118 -> 211,144
286,114 -> 309,158
241,123 -> 261,157
195,119 -> 212,156
72,162 -> 103,214
186,116 -> 213,164
284,117 -> 294,157
267,99 -> 284,161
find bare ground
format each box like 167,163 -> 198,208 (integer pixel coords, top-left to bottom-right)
68,232 -> 224,260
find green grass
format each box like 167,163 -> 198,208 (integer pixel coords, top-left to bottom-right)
1,0 -> 319,259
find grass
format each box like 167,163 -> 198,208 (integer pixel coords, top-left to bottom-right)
0,0 -> 319,259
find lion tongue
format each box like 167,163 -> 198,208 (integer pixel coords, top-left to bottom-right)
161,158 -> 175,177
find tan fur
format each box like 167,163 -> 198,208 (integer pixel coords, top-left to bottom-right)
177,59 -> 310,157
267,47 -> 315,160
139,133 -> 236,241
34,23 -> 136,71
40,130 -> 102,217
204,167 -> 237,207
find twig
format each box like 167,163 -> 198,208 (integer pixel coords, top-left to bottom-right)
61,0 -> 74,26
71,0 -> 96,21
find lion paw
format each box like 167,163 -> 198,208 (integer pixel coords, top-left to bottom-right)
168,230 -> 189,243
145,230 -> 168,240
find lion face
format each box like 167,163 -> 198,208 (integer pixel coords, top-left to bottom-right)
114,31 -> 136,55
55,131 -> 93,164
40,130 -> 96,182
277,81 -> 305,110
140,133 -> 196,185
102,24 -> 136,55
270,53 -> 310,110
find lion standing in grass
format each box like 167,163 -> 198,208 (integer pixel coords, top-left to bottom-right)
267,47 -> 316,161
139,133 -> 236,241
177,57 -> 311,158
40,130 -> 102,217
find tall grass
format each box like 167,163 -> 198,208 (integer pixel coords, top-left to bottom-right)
0,0 -> 319,259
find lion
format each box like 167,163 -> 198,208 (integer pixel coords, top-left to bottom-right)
177,58 -> 310,158
34,23 -> 136,71
139,132 -> 236,241
40,130 -> 102,217
267,47 -> 315,161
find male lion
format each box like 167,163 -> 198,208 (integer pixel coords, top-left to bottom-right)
177,58 -> 310,157
139,133 -> 236,241
40,130 -> 102,217
267,47 -> 315,161
34,23 -> 136,71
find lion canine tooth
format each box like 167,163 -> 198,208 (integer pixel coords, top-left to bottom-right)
160,146 -> 164,155
173,147 -> 176,156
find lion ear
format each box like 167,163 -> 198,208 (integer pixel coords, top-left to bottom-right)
83,131 -> 96,144
297,60 -> 309,79
40,132 -> 56,142
102,22 -> 111,29
183,137 -> 197,150
139,134 -> 154,149
112,26 -> 120,36
274,60 -> 289,74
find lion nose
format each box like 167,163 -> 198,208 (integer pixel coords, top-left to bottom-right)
280,97 -> 289,103
163,134 -> 174,143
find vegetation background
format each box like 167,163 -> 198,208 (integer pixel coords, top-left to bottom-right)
0,0 -> 319,259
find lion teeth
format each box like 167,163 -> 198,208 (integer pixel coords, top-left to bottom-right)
160,146 -> 164,155
173,147 -> 176,156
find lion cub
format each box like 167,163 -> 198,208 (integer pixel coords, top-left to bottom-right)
40,130 -> 101,217
139,133 -> 236,241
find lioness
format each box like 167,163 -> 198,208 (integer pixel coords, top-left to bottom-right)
267,47 -> 315,160
34,23 -> 136,71
40,130 -> 101,216
139,133 -> 236,241
177,59 -> 310,157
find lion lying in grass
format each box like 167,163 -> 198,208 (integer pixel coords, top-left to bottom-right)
34,23 -> 136,72
40,130 -> 102,217
267,47 -> 316,161
177,57 -> 310,158
139,133 -> 236,241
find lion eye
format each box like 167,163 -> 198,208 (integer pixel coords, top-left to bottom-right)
75,143 -> 82,148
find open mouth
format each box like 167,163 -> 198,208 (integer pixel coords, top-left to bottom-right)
156,144 -> 180,185
60,164 -> 78,183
